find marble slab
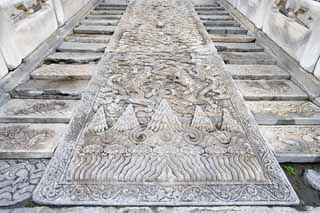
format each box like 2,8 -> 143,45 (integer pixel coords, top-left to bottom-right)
221,52 -> 277,65
57,42 -> 106,53
0,99 -> 78,123
225,65 -> 290,80
46,52 -> 103,63
0,124 -> 67,159
247,101 -> 320,125
11,80 -> 89,100
33,0 -> 298,206
65,34 -> 112,43
235,80 -> 308,101
31,64 -> 96,80
214,42 -> 264,52
260,125 -> 320,163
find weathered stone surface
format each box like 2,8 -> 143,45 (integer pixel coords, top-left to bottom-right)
0,52 -> 8,79
196,10 -> 229,15
5,206 -> 320,213
65,34 -> 112,43
0,124 -> 66,159
81,19 -> 119,26
31,64 -> 96,80
11,80 -> 89,100
0,159 -> 48,206
226,65 -> 290,80
304,170 -> 320,191
260,126 -> 320,163
57,42 -> 106,53
203,20 -> 240,27
86,14 -> 122,20
221,52 -> 277,65
214,42 -> 264,52
199,15 -> 233,21
33,0 -> 298,206
210,34 -> 255,43
206,26 -> 248,35
235,80 -> 308,101
247,101 -> 320,125
91,10 -> 125,15
46,52 -> 103,63
0,99 -> 78,123
74,25 -> 116,34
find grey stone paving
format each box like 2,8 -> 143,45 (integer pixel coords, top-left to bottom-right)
0,160 -> 48,207
31,64 -> 96,80
0,124 -> 65,159
260,125 -> 320,163
246,101 -> 320,125
33,0 -> 298,206
235,80 -> 308,101
57,42 -> 106,52
0,99 -> 78,123
226,65 -> 290,80
11,80 -> 89,100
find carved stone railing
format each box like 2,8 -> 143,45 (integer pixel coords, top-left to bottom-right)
226,0 -> 320,80
0,0 -> 96,79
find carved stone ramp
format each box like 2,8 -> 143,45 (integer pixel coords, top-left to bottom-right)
33,0 -> 298,206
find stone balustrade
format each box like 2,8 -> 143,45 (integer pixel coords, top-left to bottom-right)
0,0 -> 97,79
226,0 -> 320,80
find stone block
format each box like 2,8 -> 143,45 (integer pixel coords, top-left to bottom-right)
57,42 -> 106,52
246,101 -> 320,125
0,99 -> 78,123
260,125 -> 320,163
73,25 -> 116,34
221,52 -> 277,65
210,34 -> 255,43
214,42 -> 264,52
235,80 -> 308,100
65,34 -> 112,43
0,51 -> 8,79
262,8 -> 311,62
237,0 -> 272,29
14,2 -> 59,59
46,52 -> 103,63
0,123 -> 67,158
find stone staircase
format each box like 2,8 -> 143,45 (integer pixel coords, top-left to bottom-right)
0,2 -> 128,206
195,1 -> 320,163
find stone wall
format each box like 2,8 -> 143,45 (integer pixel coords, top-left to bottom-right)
0,0 -> 97,79
225,0 -> 320,80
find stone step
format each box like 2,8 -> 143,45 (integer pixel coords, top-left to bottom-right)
260,125 -> 320,163
86,14 -> 122,20
46,52 -> 103,63
91,10 -> 124,15
215,42 -> 264,52
199,15 -> 233,21
194,4 -> 221,8
210,34 -> 256,43
74,25 -> 115,35
206,26 -> 248,35
220,52 -> 277,65
57,42 -> 106,53
247,101 -> 320,125
197,10 -> 229,15
95,6 -> 127,11
65,34 -> 112,43
226,65 -> 290,80
98,4 -> 128,7
11,80 -> 89,100
203,20 -> 240,27
235,80 -> 308,101
195,6 -> 225,11
0,123 -> 66,158
80,19 -> 119,26
31,64 -> 96,80
0,99 -> 78,123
